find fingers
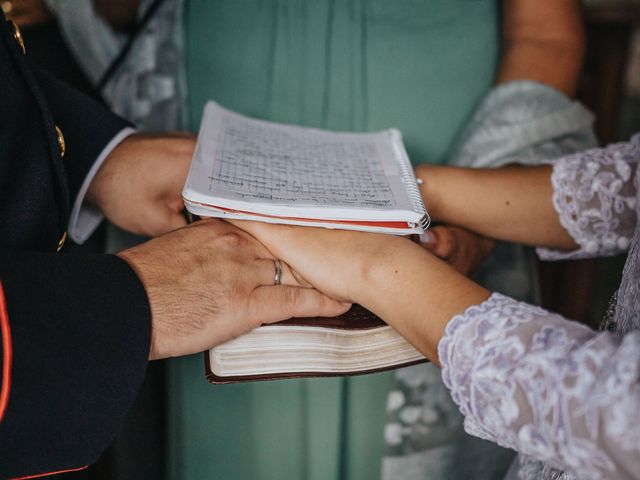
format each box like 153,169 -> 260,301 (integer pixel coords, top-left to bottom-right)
419,226 -> 495,275
253,259 -> 312,288
420,226 -> 456,260
226,220 -> 306,258
249,286 -> 351,324
180,220 -> 314,288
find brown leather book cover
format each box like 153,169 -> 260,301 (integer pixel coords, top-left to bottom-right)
204,304 -> 427,384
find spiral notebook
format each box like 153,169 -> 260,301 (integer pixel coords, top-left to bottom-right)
183,101 -> 429,234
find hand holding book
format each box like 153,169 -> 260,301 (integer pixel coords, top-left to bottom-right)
184,103 -> 431,382
232,162 -> 578,367
183,107 -> 566,381
117,219 -> 350,360
229,219 -> 490,366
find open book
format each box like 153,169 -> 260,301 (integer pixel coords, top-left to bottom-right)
185,102 -> 429,383
183,101 -> 429,234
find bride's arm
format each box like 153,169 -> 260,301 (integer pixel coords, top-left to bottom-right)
417,135 -> 639,257
418,164 -> 573,249
229,220 -> 640,479
230,136 -> 640,361
229,136 -> 640,477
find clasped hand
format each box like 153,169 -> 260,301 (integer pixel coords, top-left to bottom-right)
86,134 -> 349,360
87,133 -> 196,237
118,220 -> 350,360
86,135 -> 491,362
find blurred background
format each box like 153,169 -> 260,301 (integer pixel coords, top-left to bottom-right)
4,0 -> 640,478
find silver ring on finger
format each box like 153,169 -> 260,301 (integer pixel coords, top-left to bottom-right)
273,259 -> 283,286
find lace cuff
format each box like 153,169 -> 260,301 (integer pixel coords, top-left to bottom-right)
438,293 -> 561,446
537,135 -> 640,260
438,293 -> 640,479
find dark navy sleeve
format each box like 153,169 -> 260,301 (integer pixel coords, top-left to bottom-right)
30,65 -> 133,204
0,253 -> 151,479
0,14 -> 153,479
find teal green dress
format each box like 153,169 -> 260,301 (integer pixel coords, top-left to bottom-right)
168,1 -> 498,479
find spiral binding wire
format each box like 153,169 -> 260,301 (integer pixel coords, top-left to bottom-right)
388,130 -> 431,231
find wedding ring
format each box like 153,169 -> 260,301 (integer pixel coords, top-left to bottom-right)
1,1 -> 13,15
274,259 -> 282,286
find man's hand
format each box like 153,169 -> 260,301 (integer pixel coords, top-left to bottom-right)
420,226 -> 495,276
87,133 -> 195,237
117,219 -> 350,360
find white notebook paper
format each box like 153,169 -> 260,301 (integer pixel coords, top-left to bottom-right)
183,101 -> 429,234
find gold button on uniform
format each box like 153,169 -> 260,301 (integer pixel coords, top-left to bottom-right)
1,1 -> 13,15
55,125 -> 65,157
56,231 -> 67,252
7,20 -> 25,55
54,126 -> 66,251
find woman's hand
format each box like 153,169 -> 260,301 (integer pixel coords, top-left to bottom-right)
229,220 -> 409,305
421,225 -> 495,275
229,220 -> 491,364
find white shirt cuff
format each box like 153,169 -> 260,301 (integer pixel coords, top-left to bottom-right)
68,127 -> 136,244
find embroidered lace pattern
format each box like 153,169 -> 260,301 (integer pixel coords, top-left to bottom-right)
439,294 -> 640,480
439,135 -> 640,480
537,136 -> 639,260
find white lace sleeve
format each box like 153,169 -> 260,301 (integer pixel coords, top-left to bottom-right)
537,134 -> 640,260
439,293 -> 640,480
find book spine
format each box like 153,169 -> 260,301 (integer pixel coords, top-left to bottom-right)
389,130 -> 431,231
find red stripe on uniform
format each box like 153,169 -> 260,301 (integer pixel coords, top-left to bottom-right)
11,465 -> 88,479
0,281 -> 88,479
0,278 -> 12,422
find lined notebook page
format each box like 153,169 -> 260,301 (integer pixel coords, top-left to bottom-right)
208,113 -> 396,207
185,102 -> 422,219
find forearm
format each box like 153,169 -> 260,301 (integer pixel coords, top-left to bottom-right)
497,0 -> 585,97
417,164 -> 578,251
355,239 -> 490,365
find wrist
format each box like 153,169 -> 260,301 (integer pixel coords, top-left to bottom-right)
354,238 -> 491,363
116,247 -> 166,360
85,164 -> 106,210
352,236 -> 424,314
85,131 -> 138,211
415,164 -> 446,222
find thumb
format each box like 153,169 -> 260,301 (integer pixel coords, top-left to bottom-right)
249,286 -> 351,324
419,226 -> 455,260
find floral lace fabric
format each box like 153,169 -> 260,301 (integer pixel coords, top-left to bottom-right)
537,136 -> 639,261
439,134 -> 640,480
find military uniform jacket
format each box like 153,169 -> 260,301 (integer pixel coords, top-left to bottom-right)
0,15 -> 151,479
